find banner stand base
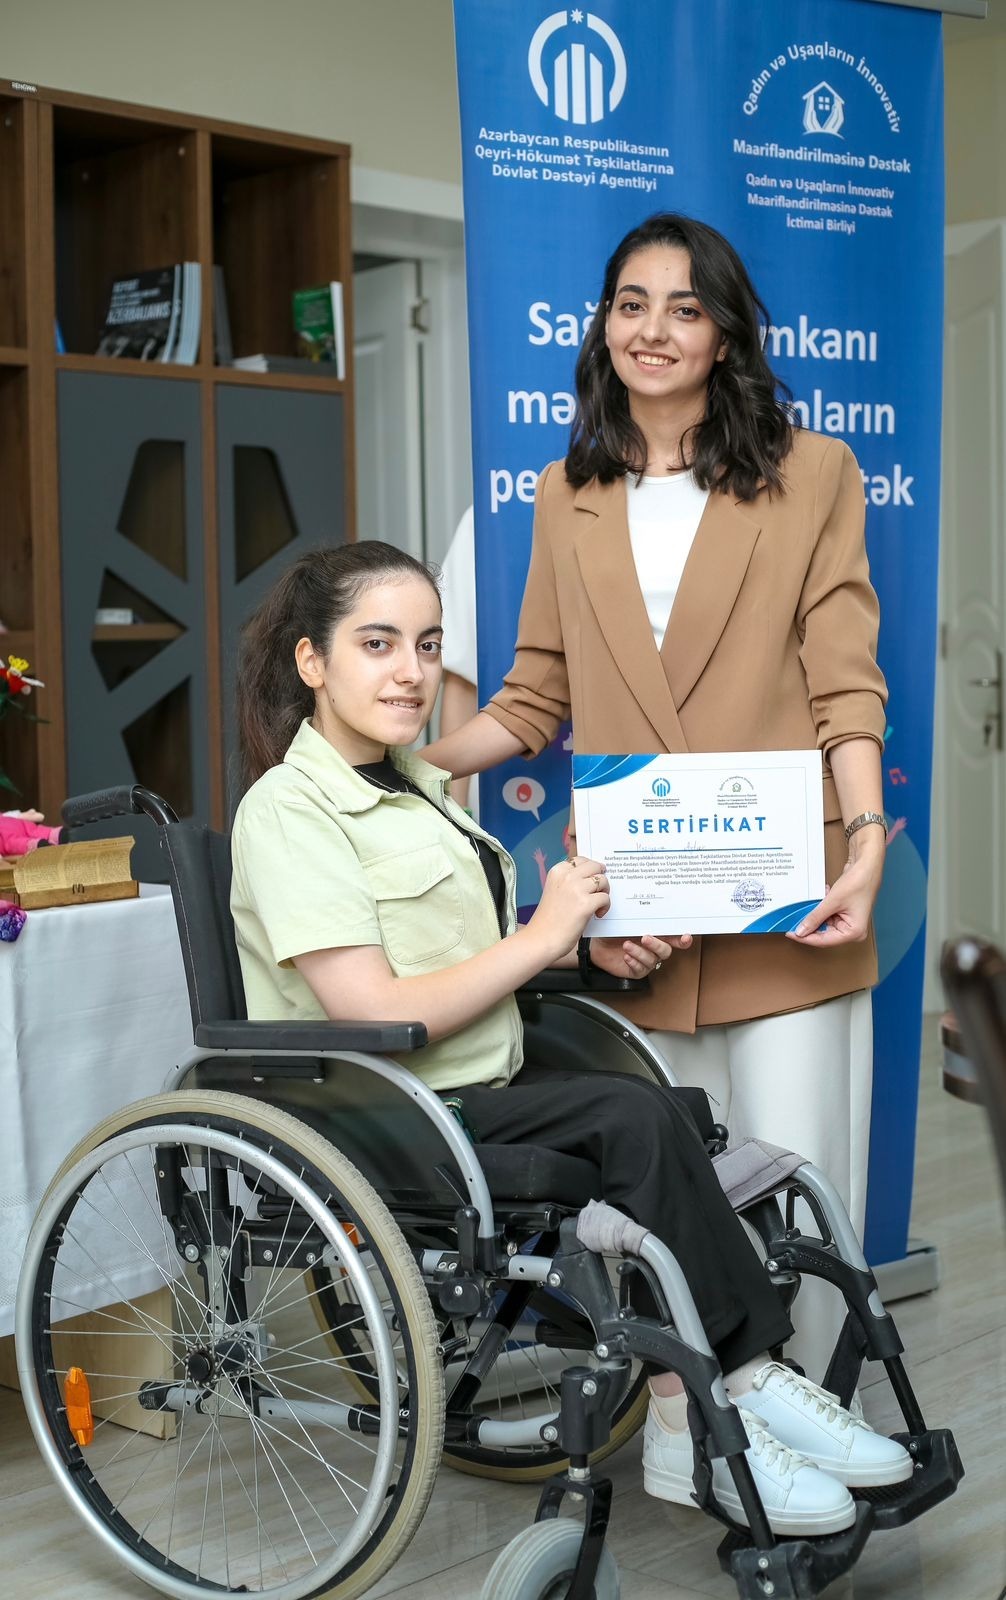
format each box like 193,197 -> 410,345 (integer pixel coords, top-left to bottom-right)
872,1237 -> 941,1303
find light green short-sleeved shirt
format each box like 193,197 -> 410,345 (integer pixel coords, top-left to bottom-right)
230,720 -> 523,1091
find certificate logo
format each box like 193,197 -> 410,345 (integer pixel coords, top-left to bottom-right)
642,776 -> 679,808
528,9 -> 627,126
718,775 -> 758,809
732,879 -> 768,912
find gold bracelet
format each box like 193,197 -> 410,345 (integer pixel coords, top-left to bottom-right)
844,811 -> 887,842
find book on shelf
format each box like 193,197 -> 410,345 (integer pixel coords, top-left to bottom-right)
292,282 -> 345,379
175,262 -> 201,363
95,264 -> 201,363
230,353 -> 340,376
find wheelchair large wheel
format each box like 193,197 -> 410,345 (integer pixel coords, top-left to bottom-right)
16,1091 -> 444,1600
312,1266 -> 650,1483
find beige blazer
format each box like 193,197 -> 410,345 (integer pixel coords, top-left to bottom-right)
486,429 -> 887,1032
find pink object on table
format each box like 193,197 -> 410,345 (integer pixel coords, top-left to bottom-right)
0,816 -> 63,856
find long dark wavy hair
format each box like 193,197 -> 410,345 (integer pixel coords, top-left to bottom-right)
236,542 -> 441,787
566,212 -> 795,501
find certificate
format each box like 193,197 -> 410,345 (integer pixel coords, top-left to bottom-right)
572,751 -> 826,936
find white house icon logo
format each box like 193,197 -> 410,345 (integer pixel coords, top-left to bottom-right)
802,81 -> 845,137
528,10 -> 627,125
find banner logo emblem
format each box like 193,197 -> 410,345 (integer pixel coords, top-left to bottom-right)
651,777 -> 672,797
528,9 -> 627,125
802,81 -> 845,137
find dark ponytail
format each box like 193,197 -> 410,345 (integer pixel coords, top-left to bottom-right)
236,542 -> 440,788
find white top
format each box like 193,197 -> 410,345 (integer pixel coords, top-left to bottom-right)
439,505 -> 477,683
626,472 -> 710,649
436,504 -> 480,815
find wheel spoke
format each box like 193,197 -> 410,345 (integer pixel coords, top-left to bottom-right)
19,1099 -> 443,1599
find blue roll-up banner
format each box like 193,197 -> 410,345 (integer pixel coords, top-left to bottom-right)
453,0 -> 943,1268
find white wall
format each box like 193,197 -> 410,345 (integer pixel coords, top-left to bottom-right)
1,0 -> 462,194
945,31 -> 1006,225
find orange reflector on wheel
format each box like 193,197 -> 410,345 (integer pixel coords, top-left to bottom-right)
342,1223 -> 361,1247
64,1366 -> 94,1447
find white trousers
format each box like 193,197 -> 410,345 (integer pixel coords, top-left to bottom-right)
649,990 -> 873,1384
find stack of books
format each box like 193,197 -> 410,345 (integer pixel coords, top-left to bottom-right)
229,282 -> 345,378
96,264 -> 201,363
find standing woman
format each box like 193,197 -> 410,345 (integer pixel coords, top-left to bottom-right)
425,213 -> 889,1377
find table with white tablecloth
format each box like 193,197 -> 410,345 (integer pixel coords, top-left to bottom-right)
0,884 -> 192,1336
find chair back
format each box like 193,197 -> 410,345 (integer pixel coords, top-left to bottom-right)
160,823 -> 247,1032
941,935 -> 1006,1206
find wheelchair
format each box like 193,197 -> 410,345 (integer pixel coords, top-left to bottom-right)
14,785 -> 962,1600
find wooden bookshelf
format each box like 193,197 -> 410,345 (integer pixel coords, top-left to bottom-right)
213,366 -> 346,392
0,97 -> 28,350
0,80 -> 355,836
56,353 -> 212,381
53,109 -> 200,357
92,623 -> 184,642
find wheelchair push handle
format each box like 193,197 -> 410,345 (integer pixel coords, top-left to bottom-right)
61,784 -> 179,829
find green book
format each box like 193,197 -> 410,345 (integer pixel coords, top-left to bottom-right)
292,282 -> 345,378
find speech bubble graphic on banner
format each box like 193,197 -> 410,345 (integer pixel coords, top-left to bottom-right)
502,775 -> 546,820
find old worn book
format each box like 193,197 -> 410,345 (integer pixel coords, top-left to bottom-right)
13,836 -> 137,909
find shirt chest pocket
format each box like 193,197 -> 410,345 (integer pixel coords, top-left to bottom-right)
367,843 -> 466,965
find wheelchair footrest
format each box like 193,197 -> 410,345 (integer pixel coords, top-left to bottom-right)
718,1502 -> 873,1599
854,1429 -> 963,1529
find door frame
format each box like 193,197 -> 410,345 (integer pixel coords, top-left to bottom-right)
351,182 -> 472,571
924,218 -> 1006,1008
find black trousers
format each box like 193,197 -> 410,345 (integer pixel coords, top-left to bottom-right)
455,1069 -> 793,1375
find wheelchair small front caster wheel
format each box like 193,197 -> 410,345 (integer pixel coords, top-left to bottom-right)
481,1517 -> 620,1600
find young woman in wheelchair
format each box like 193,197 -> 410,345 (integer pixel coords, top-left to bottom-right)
230,541 -> 911,1537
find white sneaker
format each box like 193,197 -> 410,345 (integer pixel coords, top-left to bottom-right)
643,1403 -> 856,1536
731,1363 -> 913,1488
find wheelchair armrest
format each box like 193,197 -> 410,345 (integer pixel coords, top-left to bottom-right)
192,1018 -> 428,1052
518,967 -> 650,995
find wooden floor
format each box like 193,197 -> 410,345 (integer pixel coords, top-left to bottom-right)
2,1021 -> 1003,1599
